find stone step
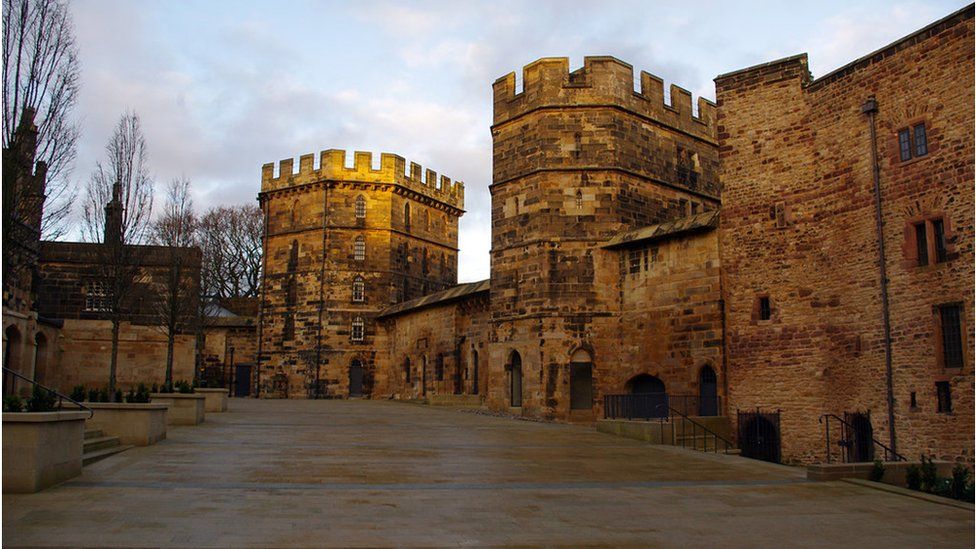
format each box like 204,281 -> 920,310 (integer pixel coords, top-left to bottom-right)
83,435 -> 121,454
84,429 -> 104,440
82,444 -> 132,466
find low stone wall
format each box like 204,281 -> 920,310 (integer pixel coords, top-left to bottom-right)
195,388 -> 229,413
3,411 -> 88,493
85,403 -> 168,446
596,419 -> 674,445
150,394 -> 205,425
807,460 -> 956,487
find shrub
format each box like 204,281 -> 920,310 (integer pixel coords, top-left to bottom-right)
152,383 -> 159,394
869,460 -> 885,482
920,455 -> 939,493
70,385 -> 86,402
950,465 -> 971,501
175,380 -> 193,394
3,395 -> 24,412
125,388 -> 136,403
87,388 -> 99,402
136,383 -> 151,403
26,385 -> 58,412
97,388 -> 109,403
906,464 -> 921,491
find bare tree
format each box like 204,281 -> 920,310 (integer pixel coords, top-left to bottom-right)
198,204 -> 263,299
82,111 -> 154,397
151,177 -> 199,390
3,0 -> 80,239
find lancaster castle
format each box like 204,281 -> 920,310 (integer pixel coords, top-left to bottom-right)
4,6 -> 971,466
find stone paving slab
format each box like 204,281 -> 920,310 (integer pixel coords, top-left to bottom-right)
3,399 -> 973,547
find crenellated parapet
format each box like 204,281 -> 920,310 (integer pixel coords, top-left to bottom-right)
493,56 -> 716,141
260,149 -> 464,210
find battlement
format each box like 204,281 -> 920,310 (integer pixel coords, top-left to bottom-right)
260,149 -> 464,209
493,56 -> 716,141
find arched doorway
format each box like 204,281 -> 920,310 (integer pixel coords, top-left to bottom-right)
569,349 -> 593,410
471,350 -> 479,395
34,332 -> 49,386
626,374 -> 667,418
738,411 -> 781,463
845,412 -> 874,463
349,359 -> 364,397
509,351 -> 522,407
698,365 -> 718,416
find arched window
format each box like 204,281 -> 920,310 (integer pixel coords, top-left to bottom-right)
352,276 -> 365,302
355,195 -> 366,220
354,236 -> 365,261
404,202 -> 411,229
4,326 -> 23,377
509,350 -> 522,407
290,199 -> 299,227
351,317 -> 365,341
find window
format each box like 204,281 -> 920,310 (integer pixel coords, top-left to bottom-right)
911,217 -> 950,266
283,313 -> 295,340
355,195 -> 366,220
404,202 -> 411,229
910,391 -> 917,409
575,189 -> 583,211
404,358 -> 411,383
938,304 -> 963,369
759,296 -> 772,321
354,236 -> 365,261
936,381 -> 952,413
352,276 -> 365,302
915,223 -> 929,265
424,210 -> 430,230
351,317 -> 365,342
85,280 -> 111,312
897,123 -> 928,161
628,249 -> 641,274
933,219 -> 947,262
435,354 -> 444,381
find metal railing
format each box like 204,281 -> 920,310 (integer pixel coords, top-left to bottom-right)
670,404 -> 735,454
2,366 -> 93,418
603,393 -> 721,419
603,393 -> 734,455
819,413 -> 906,463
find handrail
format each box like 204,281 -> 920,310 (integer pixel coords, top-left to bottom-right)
669,405 -> 735,454
2,366 -> 94,419
818,413 -> 905,463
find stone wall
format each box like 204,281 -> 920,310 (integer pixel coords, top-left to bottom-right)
375,282 -> 490,400
716,6 -> 974,463
52,319 -> 196,392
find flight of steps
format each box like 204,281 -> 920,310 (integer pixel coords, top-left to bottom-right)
672,416 -> 742,455
83,429 -> 132,466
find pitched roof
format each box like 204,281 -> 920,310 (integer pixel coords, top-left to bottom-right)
602,210 -> 719,249
377,279 -> 490,319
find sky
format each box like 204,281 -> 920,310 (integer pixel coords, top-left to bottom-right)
66,0 -> 968,282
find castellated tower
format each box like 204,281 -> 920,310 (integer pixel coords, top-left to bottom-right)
488,56 -> 719,418
257,150 -> 464,398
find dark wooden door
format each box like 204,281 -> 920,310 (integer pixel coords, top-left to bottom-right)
570,362 -> 593,410
699,366 -> 718,416
234,364 -> 251,397
349,360 -> 364,397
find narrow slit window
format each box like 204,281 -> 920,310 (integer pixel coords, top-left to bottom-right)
915,223 -> 929,266
936,381 -> 952,413
939,304 -> 963,369
759,296 -> 772,321
933,219 -> 947,263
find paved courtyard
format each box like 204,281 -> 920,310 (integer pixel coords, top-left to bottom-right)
4,399 -> 973,547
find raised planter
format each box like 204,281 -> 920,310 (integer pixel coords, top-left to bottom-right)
807,460 -> 955,486
597,418 -> 674,444
84,403 -> 168,446
195,388 -> 229,413
3,411 -> 88,493
149,393 -> 205,426
426,394 -> 481,408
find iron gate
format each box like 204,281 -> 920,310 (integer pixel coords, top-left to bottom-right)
737,409 -> 782,463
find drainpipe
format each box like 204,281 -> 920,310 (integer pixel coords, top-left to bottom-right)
862,97 -> 897,454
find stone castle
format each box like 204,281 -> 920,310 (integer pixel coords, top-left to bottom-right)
3,6 -> 972,466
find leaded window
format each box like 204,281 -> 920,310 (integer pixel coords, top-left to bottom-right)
351,317 -> 365,342
352,277 -> 365,302
354,236 -> 365,261
939,304 -> 963,369
355,195 -> 366,219
85,280 -> 111,312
